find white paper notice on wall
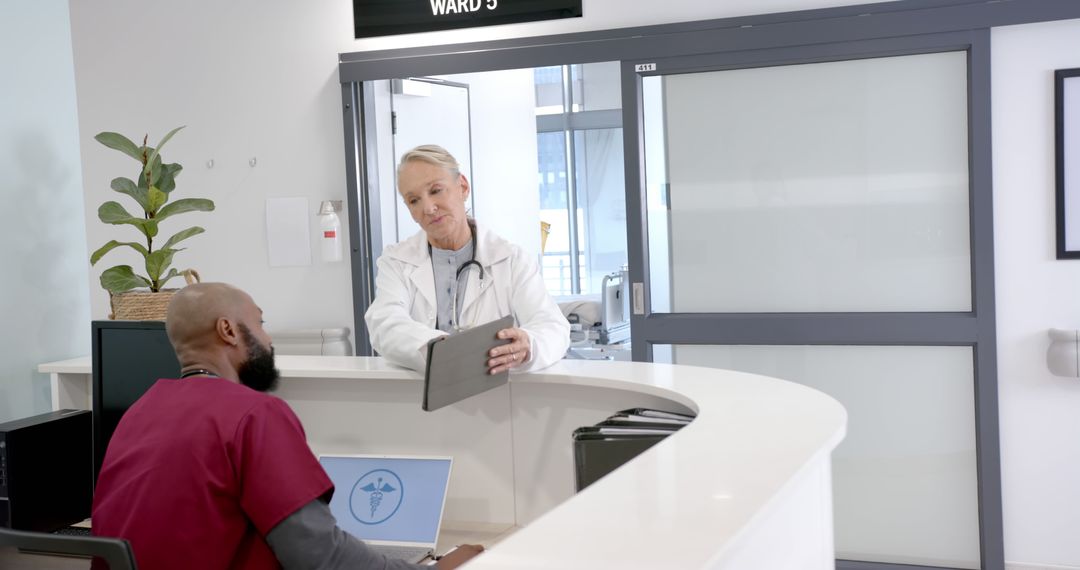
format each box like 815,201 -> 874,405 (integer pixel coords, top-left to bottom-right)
265,197 -> 312,267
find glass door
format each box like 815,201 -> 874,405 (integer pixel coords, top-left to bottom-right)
623,32 -> 999,570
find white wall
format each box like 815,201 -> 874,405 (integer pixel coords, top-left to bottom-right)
68,0 -> 357,332
993,19 -> 1080,568
0,0 -> 91,423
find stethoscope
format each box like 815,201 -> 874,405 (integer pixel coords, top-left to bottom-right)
431,223 -> 485,331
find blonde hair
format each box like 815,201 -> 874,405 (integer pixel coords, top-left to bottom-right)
397,144 -> 461,178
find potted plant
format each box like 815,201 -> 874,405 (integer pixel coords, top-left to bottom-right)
90,126 -> 214,319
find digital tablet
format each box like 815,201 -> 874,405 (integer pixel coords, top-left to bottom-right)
422,315 -> 514,412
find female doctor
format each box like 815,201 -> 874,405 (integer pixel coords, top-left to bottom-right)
365,145 -> 570,374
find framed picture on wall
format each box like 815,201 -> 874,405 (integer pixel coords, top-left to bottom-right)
1056,67 -> 1080,259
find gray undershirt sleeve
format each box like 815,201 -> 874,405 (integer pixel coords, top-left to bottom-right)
265,499 -> 429,570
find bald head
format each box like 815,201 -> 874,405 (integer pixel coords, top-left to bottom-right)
166,282 -> 256,354
164,282 -> 277,389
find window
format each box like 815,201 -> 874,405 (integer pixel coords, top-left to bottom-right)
535,63 -> 627,296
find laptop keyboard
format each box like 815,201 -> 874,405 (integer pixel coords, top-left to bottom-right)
52,526 -> 93,536
372,544 -> 432,563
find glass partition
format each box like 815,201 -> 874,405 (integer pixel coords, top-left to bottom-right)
642,51 -> 971,313
669,343 -> 981,569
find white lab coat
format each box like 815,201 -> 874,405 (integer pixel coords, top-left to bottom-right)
365,225 -> 570,372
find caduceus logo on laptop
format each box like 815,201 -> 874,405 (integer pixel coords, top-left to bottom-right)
349,469 -> 405,525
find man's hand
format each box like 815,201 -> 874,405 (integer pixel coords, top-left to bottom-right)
487,327 -> 530,374
435,544 -> 484,569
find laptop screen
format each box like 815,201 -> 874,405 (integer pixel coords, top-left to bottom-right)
319,455 -> 452,544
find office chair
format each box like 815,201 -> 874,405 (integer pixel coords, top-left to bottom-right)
0,526 -> 137,569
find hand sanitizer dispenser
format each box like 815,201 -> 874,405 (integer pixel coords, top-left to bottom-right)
318,200 -> 343,263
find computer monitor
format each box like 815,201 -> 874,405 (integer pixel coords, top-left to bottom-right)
91,321 -> 180,483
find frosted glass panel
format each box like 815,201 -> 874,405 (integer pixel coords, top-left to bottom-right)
672,344 -> 979,568
573,62 -> 621,112
0,1 -> 92,421
645,52 -> 971,312
534,66 -> 564,115
575,128 -> 627,293
643,76 -> 671,313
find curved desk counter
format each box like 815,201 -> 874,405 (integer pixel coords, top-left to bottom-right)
40,356 -> 846,569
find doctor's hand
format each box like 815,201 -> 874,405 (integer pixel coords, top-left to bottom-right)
488,327 -> 530,375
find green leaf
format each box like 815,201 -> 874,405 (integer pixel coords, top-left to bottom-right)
98,202 -> 159,238
145,249 -> 177,282
158,163 -> 182,193
156,198 -> 214,222
90,240 -> 149,265
161,226 -> 205,250
138,152 -> 163,188
157,268 -> 181,289
98,201 -> 139,224
145,126 -> 184,173
100,265 -> 151,294
147,186 -> 168,214
110,177 -> 150,212
94,132 -> 142,162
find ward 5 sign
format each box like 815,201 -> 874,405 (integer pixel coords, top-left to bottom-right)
352,0 -> 582,39
430,0 -> 498,15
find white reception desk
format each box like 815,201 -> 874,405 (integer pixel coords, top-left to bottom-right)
40,356 -> 846,569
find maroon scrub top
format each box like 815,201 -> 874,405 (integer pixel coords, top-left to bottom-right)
92,377 -> 334,569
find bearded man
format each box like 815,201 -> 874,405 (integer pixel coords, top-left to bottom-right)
91,283 -> 480,570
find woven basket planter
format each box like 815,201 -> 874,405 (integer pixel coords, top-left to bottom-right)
108,270 -> 200,321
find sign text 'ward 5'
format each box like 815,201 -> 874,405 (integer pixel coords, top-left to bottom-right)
352,0 -> 583,39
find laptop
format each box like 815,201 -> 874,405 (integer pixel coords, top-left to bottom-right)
318,454 -> 453,563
